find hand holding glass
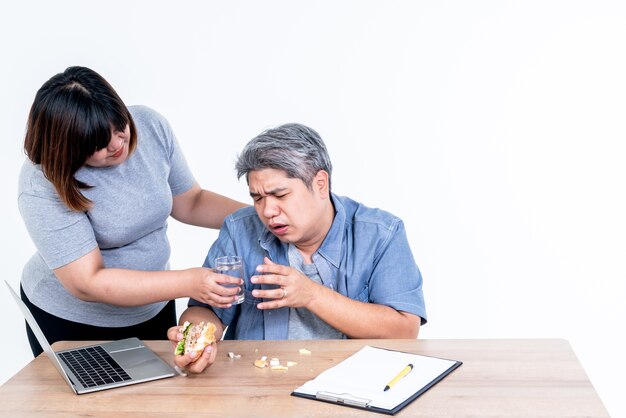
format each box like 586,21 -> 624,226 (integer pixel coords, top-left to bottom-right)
214,256 -> 245,305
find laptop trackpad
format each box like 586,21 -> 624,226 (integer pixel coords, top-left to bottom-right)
107,339 -> 173,379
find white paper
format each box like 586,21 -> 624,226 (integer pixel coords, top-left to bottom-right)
293,345 -> 458,411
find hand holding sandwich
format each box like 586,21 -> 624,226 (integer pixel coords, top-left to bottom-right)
168,320 -> 219,374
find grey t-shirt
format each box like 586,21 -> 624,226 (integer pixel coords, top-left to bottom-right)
18,105 -> 196,327
287,244 -> 345,339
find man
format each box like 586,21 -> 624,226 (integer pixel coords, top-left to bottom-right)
168,123 -> 426,373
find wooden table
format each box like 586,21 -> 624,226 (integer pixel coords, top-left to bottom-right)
0,339 -> 609,417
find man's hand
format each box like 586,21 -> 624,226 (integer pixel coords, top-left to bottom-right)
250,257 -> 320,310
167,325 -> 218,374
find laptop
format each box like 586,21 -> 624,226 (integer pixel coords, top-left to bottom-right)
5,280 -> 177,394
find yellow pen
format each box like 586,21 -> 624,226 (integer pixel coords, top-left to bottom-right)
383,363 -> 414,391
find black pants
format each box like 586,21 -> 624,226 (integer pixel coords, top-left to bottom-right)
21,285 -> 176,358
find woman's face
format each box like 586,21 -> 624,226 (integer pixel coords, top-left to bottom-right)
84,124 -> 131,168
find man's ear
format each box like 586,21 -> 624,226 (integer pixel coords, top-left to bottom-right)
314,170 -> 330,198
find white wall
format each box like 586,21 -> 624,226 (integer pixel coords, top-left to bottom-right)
1,1 -> 624,415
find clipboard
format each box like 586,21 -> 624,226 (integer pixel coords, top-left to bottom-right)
291,345 -> 462,415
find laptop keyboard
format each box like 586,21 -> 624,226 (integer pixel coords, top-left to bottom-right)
58,346 -> 132,388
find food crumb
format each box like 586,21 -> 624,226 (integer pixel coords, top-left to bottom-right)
269,358 -> 280,367
287,361 -> 298,367
271,365 -> 288,371
254,359 -> 268,368
298,348 -> 311,355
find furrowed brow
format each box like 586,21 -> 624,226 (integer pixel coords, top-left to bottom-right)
249,187 -> 288,198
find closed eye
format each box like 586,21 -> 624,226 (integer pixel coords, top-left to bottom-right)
250,192 -> 288,202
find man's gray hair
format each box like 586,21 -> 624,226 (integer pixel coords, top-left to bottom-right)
236,123 -> 333,189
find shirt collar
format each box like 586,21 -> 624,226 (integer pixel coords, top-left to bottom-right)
315,193 -> 344,268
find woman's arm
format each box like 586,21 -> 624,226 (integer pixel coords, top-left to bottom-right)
170,184 -> 247,229
53,247 -> 243,307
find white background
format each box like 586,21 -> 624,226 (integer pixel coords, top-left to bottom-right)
1,1 -> 624,416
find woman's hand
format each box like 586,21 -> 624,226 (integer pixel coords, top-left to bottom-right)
188,267 -> 243,308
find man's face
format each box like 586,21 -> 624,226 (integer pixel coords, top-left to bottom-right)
248,168 -> 330,248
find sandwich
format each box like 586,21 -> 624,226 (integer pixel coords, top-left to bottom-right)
174,321 -> 217,357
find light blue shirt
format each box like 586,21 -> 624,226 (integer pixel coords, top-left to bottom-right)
189,193 -> 427,340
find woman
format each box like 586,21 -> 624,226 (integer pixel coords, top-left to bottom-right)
18,66 -> 246,356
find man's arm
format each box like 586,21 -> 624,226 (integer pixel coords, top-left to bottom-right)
305,285 -> 421,338
251,258 -> 422,339
167,306 -> 226,374
307,283 -> 421,338
178,306 -> 226,337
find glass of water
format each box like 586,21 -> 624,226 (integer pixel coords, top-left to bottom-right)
214,255 -> 245,304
